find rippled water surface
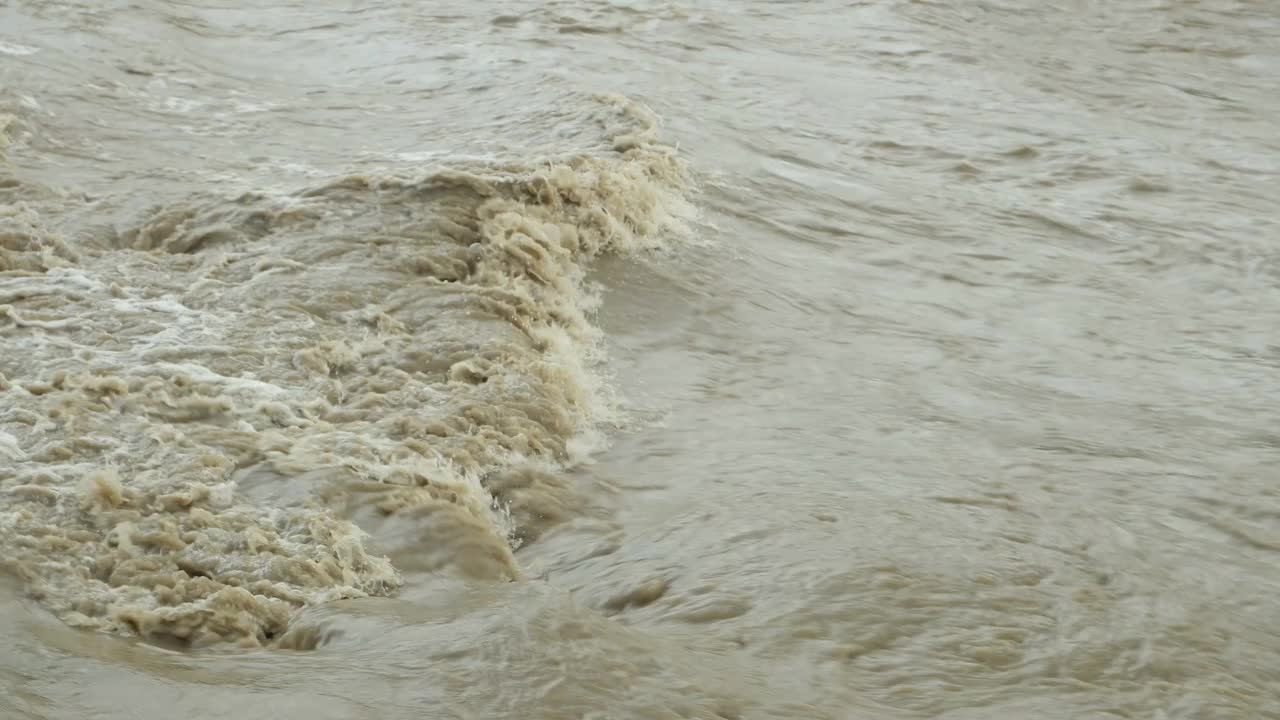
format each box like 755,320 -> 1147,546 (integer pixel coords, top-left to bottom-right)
2,1 -> 1279,718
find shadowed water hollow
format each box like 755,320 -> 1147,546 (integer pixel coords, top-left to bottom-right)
1,1 -> 1278,718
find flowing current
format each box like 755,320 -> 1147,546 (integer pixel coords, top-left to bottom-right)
2,2 -> 1278,718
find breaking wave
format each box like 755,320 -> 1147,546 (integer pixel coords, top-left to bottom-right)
0,94 -> 693,647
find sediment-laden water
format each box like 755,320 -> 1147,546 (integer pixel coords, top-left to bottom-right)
2,2 -> 1278,718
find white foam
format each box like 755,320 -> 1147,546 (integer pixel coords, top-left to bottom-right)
0,41 -> 39,56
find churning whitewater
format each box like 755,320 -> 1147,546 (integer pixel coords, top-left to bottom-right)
0,95 -> 692,647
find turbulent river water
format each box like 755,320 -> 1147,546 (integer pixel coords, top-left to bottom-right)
2,1 -> 1279,718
